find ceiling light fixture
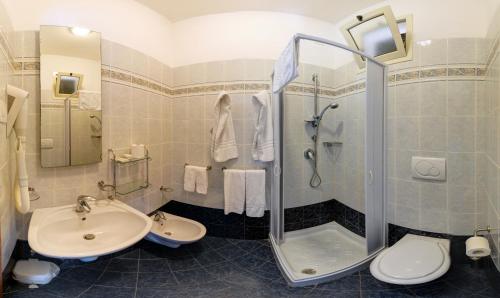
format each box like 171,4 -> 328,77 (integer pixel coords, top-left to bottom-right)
417,40 -> 432,47
70,27 -> 91,37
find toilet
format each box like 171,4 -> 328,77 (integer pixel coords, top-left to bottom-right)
370,234 -> 451,285
145,212 -> 206,248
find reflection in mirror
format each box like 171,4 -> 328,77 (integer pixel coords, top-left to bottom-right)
40,26 -> 102,167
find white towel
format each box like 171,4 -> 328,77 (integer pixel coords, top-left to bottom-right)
195,166 -> 208,195
210,92 -> 239,162
184,165 -> 208,195
78,90 -> 101,110
224,169 -> 246,215
272,38 -> 300,93
245,170 -> 266,217
252,91 -> 274,162
184,165 -> 197,192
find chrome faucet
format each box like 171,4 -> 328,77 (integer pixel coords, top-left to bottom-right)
76,195 -> 96,213
153,211 -> 166,226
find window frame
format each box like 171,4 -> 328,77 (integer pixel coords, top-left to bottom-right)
341,6 -> 411,68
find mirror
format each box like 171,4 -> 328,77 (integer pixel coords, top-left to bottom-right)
40,25 -> 102,167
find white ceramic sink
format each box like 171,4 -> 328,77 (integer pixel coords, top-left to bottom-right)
28,199 -> 152,261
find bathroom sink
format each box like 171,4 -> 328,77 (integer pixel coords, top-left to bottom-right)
28,199 -> 152,261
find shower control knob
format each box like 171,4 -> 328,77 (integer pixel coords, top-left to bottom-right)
304,149 -> 315,160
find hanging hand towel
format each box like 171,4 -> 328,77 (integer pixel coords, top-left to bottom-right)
252,91 -> 274,162
245,170 -> 266,217
184,165 -> 208,195
184,165 -> 197,192
210,92 -> 239,162
272,37 -> 299,93
224,169 -> 246,215
194,166 -> 208,195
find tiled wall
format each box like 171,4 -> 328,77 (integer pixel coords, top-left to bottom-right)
282,67 -> 366,213
13,31 -> 278,239
161,200 -> 270,239
282,37 -> 490,236
167,59 -> 274,210
478,7 -> 500,270
0,2 -> 17,272
9,28 -> 495,250
386,38 -> 490,236
13,33 -> 174,239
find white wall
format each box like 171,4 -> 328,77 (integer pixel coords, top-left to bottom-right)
172,0 -> 499,67
3,0 -> 496,68
0,0 -> 15,273
172,11 -> 342,67
355,0 -> 499,41
0,0 -> 173,65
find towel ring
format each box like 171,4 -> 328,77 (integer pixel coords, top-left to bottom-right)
160,186 -> 174,193
185,163 -> 212,171
98,180 -> 115,191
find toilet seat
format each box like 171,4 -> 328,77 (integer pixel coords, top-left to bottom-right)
370,234 -> 450,285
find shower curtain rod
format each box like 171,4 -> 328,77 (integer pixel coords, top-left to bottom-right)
293,33 -> 386,67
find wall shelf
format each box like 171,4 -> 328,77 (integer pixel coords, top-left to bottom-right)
109,148 -> 150,195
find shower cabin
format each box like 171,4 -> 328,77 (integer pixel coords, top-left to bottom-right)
270,34 -> 386,286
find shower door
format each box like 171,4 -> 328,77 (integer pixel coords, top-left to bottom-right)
270,34 -> 386,286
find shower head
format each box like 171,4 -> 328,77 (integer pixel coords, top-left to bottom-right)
89,114 -> 102,125
317,103 -> 339,121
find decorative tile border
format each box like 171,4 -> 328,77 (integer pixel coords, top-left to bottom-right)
13,58 -> 486,100
419,68 -> 447,78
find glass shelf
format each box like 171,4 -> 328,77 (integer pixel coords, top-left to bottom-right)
115,156 -> 151,165
109,148 -> 150,195
115,180 -> 149,195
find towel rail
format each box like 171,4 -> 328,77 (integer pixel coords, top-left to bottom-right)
221,167 -> 267,172
185,163 -> 212,171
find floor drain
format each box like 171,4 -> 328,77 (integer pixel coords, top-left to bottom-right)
301,268 -> 317,275
83,234 -> 95,240
164,232 -> 172,236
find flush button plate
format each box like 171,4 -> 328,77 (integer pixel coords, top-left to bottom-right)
411,156 -> 446,181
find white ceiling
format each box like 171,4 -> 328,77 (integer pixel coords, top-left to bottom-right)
135,0 -> 383,23
40,26 -> 101,60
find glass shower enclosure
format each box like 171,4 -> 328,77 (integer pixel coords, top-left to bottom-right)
270,34 -> 386,286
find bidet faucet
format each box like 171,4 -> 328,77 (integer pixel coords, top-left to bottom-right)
153,211 -> 166,225
76,195 -> 96,213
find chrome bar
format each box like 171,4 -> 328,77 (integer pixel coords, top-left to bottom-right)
184,163 -> 212,171
293,33 -> 386,67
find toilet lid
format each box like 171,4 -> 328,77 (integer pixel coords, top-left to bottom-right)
379,238 -> 445,279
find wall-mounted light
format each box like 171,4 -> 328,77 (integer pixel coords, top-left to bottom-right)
70,27 -> 91,37
417,40 -> 432,47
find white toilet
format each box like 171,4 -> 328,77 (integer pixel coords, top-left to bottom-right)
370,234 -> 451,285
145,212 -> 206,248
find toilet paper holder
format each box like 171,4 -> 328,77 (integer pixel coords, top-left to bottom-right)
474,225 -> 497,236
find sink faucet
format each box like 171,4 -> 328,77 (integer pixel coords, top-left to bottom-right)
76,195 -> 96,213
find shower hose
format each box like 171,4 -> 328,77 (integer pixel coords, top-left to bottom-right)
309,125 -> 322,188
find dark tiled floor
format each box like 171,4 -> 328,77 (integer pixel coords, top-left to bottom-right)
3,236 -> 500,297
